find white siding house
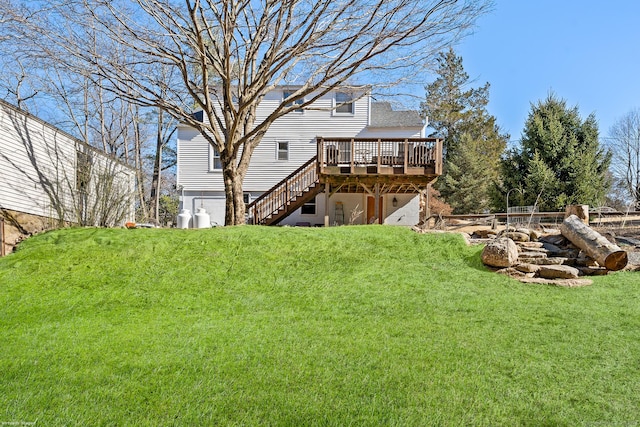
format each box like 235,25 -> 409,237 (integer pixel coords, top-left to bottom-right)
0,99 -> 136,229
177,87 -> 432,227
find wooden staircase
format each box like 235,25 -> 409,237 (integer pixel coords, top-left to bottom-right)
246,156 -> 321,225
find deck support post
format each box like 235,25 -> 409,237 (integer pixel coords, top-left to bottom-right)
374,183 -> 380,224
324,183 -> 330,227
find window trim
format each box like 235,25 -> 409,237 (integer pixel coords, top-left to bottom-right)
283,90 -> 304,113
210,146 -> 222,171
333,91 -> 355,116
301,196 -> 316,215
276,140 -> 289,161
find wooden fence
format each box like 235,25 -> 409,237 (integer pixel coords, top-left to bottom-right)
433,211 -> 640,229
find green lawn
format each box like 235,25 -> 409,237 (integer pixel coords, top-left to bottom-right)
1,225 -> 639,426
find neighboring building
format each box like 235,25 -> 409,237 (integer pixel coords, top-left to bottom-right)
176,87 -> 441,227
0,98 -> 136,252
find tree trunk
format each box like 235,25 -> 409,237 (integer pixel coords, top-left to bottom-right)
223,165 -> 235,226
232,177 -> 245,225
134,114 -> 148,221
222,153 -> 245,225
148,109 -> 164,225
565,204 -> 589,224
560,214 -> 628,271
220,134 -> 258,226
221,159 -> 249,226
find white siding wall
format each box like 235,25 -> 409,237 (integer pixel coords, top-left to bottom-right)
177,89 -> 370,193
80,150 -> 136,225
0,100 -> 135,224
176,127 -> 212,192
1,102 -> 77,220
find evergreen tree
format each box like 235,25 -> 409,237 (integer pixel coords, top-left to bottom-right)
439,133 -> 495,213
498,94 -> 611,211
421,48 -> 508,213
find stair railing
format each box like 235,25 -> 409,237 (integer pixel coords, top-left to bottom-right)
247,156 -> 319,224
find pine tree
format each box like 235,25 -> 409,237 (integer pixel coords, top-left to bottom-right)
498,94 -> 611,211
439,133 -> 495,213
421,48 -> 508,213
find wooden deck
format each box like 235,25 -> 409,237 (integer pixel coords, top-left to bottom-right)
317,137 -> 442,193
247,137 -> 443,225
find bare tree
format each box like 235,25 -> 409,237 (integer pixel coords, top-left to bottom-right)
608,109 -> 640,210
7,0 -> 491,225
1,2 -> 178,225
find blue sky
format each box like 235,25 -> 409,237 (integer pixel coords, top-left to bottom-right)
454,0 -> 640,143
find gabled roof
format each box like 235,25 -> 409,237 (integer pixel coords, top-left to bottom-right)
370,102 -> 424,128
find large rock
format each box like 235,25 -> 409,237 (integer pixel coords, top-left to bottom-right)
482,238 -> 519,268
537,265 -> 580,279
503,231 -> 530,242
539,234 -> 567,246
496,267 -> 533,278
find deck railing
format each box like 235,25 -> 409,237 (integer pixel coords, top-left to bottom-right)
247,156 -> 319,224
317,137 -> 442,174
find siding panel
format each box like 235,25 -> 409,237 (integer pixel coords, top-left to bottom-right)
0,100 -> 135,223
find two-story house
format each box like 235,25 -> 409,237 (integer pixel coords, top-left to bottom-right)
176,87 -> 442,227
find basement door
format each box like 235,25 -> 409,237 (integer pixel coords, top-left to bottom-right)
366,196 -> 383,224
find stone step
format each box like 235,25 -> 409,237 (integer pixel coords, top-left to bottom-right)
517,241 -> 544,249
518,256 -> 569,266
538,264 -> 580,279
518,251 -> 547,259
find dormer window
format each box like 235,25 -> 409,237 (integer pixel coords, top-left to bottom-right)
334,92 -> 354,115
283,91 -> 303,113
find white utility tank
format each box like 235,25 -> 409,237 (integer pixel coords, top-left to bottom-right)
177,209 -> 192,229
194,208 -> 211,228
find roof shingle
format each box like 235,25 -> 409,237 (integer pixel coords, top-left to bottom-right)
370,102 -> 424,128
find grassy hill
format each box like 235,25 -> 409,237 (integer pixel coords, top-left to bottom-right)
1,226 -> 639,426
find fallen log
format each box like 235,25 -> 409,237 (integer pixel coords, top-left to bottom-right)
559,214 -> 628,271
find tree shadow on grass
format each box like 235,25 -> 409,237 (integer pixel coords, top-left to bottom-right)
462,246 -> 493,272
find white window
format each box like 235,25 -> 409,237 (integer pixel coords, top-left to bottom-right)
283,91 -> 303,113
277,141 -> 289,161
211,147 -> 222,170
301,197 -> 316,215
243,193 -> 251,205
334,92 -> 354,115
